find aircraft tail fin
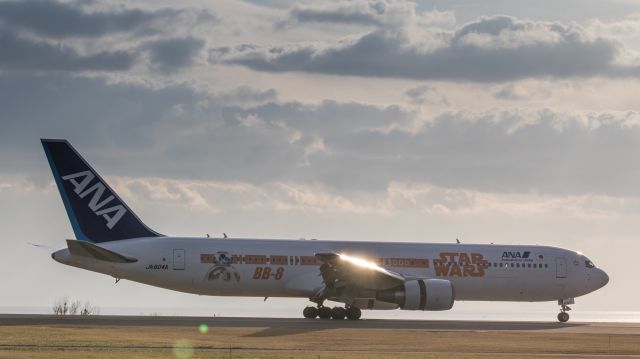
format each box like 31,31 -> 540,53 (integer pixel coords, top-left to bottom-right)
41,139 -> 162,243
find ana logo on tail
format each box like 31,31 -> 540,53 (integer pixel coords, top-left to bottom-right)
62,170 -> 127,229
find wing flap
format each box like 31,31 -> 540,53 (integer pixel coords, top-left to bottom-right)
66,240 -> 137,263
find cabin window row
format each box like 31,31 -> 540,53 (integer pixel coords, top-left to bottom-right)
217,255 -> 549,269
489,262 -> 548,269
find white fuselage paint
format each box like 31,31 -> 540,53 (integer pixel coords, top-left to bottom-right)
52,237 -> 609,306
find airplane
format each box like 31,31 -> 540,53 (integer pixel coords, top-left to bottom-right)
42,139 -> 609,322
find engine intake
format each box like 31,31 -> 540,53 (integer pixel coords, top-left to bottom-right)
376,279 -> 454,311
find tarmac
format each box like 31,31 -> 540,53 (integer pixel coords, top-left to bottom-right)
1,314 -> 639,334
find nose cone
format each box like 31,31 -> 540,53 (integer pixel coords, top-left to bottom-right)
592,268 -> 609,290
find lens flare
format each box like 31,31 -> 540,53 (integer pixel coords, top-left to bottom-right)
172,339 -> 193,359
198,323 -> 209,334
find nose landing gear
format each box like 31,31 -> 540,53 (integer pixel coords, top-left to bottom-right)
557,298 -> 574,323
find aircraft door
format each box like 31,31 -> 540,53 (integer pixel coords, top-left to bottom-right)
173,249 -> 185,270
555,257 -> 567,278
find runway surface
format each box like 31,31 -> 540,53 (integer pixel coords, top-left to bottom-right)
1,314 -> 639,334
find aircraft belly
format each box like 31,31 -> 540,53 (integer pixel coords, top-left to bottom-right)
451,274 -> 563,301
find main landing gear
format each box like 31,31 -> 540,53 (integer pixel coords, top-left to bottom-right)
557,298 -> 574,323
303,305 -> 361,320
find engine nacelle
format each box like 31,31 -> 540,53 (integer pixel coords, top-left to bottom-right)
376,279 -> 454,311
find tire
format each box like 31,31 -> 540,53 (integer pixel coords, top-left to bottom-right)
331,307 -> 346,320
557,312 -> 569,323
303,306 -> 318,319
318,306 -> 332,319
346,307 -> 361,320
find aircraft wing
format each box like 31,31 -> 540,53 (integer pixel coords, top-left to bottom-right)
315,252 -> 404,291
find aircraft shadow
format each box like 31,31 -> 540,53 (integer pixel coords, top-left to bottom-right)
242,319 -> 587,337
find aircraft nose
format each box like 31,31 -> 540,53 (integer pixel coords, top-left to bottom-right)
593,268 -> 609,289
599,269 -> 610,287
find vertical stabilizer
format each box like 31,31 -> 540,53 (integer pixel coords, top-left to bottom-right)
41,139 -> 162,242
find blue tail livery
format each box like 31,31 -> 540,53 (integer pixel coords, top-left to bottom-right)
41,139 -> 162,243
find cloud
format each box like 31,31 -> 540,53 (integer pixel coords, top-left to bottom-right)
587,13 -> 640,40
0,1 -> 214,73
3,72 -> 640,197
405,85 -> 449,106
288,6 -> 383,27
214,86 -> 278,106
220,15 -> 640,82
0,73 -> 202,158
279,0 -> 455,29
0,0 -> 176,38
0,29 -> 135,71
12,172 -> 638,219
146,37 -> 205,73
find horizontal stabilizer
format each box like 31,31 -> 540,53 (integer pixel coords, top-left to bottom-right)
66,239 -> 137,263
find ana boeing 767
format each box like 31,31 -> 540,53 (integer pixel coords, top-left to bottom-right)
42,139 -> 609,322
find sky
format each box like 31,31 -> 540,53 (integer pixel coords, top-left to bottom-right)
1,0 -> 640,321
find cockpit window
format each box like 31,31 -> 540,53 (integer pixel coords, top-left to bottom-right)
585,260 -> 595,268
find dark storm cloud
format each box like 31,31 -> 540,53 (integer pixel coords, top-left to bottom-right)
146,37 -> 205,73
222,15 -> 638,82
3,72 -> 640,197
0,29 -> 135,71
0,0 -> 176,38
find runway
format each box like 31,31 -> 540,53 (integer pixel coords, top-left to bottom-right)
1,314 -> 639,334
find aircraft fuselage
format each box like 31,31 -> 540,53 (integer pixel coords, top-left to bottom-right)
53,237 -> 609,303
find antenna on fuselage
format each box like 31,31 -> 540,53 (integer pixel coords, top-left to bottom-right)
456,237 -> 460,244
223,233 -> 228,238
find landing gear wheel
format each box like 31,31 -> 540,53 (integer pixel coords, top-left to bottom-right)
303,306 -> 318,319
558,312 -> 569,323
345,307 -> 361,320
318,306 -> 332,319
331,307 -> 346,320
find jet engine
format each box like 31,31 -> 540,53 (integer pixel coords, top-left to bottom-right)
376,279 -> 454,311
